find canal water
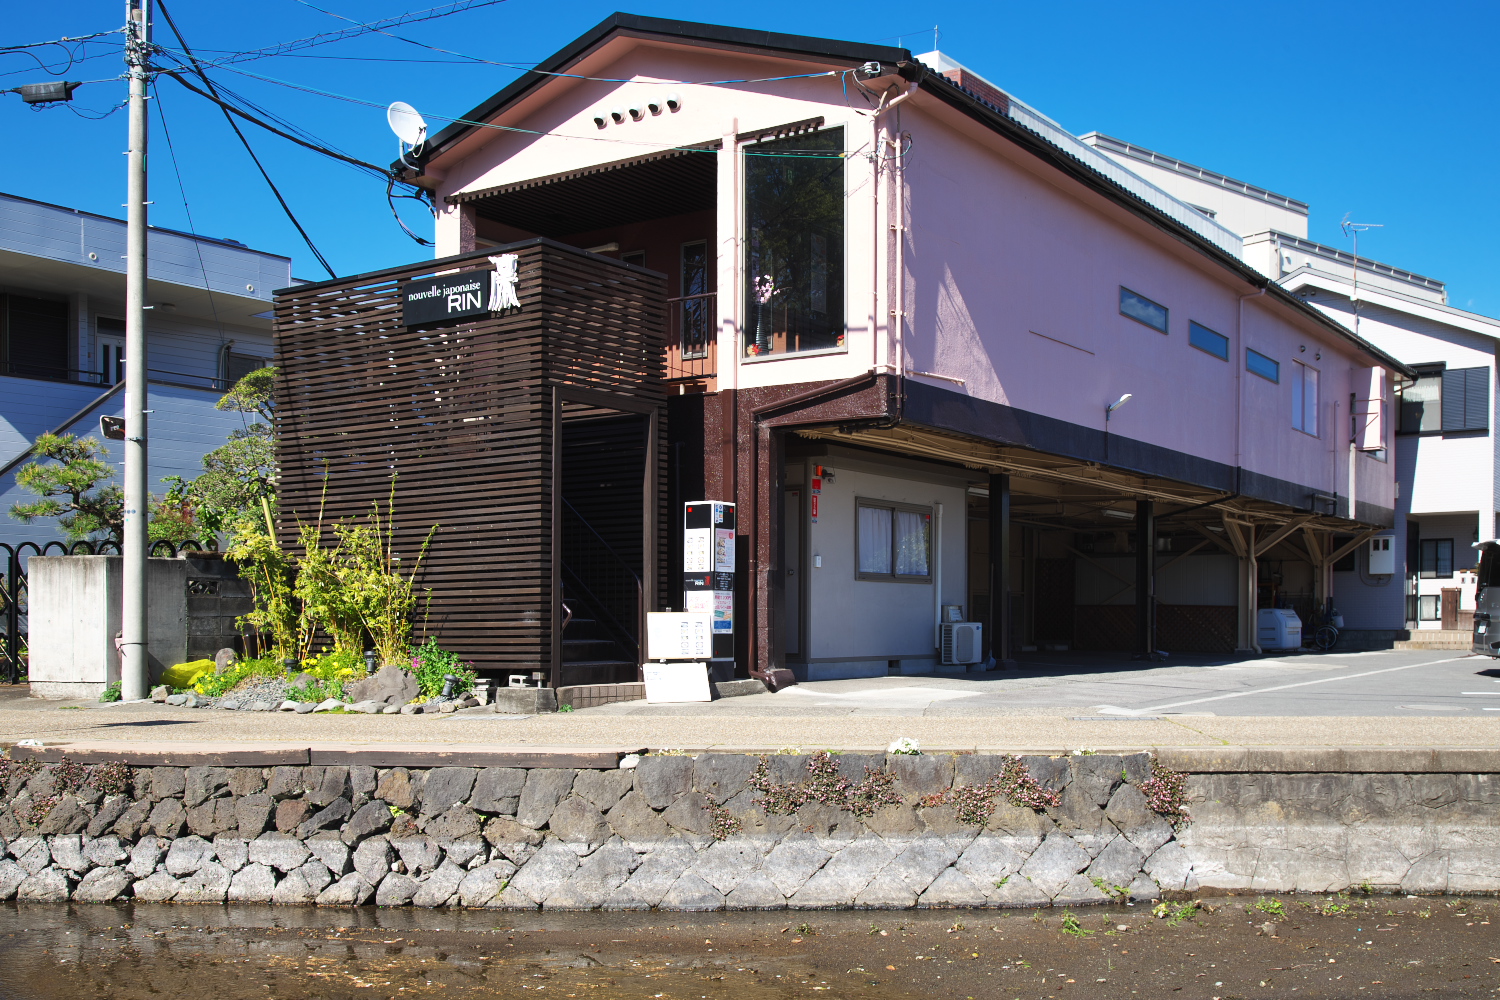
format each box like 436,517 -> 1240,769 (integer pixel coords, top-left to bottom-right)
0,895 -> 1495,999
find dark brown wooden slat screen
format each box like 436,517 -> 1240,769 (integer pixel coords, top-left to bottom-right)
272,240 -> 666,680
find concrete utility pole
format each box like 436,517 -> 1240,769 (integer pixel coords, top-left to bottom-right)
120,0 -> 151,701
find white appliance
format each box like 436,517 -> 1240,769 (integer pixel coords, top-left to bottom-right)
941,623 -> 983,665
1257,608 -> 1303,650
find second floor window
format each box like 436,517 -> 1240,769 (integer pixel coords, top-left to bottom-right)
1399,366 -> 1490,435
1291,359 -> 1319,436
1419,538 -> 1453,578
744,127 -> 845,358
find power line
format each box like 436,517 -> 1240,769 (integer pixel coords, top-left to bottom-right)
189,59 -> 865,159
155,0 -> 338,278
202,0 -> 510,65
151,78 -> 226,346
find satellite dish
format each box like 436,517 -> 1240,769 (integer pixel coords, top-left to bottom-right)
387,101 -> 428,147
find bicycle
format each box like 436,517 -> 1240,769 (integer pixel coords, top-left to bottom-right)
1306,605 -> 1342,651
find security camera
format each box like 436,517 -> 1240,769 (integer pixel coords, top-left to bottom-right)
592,112 -> 607,129
610,106 -> 625,124
647,97 -> 663,115
665,92 -> 681,112
628,103 -> 644,121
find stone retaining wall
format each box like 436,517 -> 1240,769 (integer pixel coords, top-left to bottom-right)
0,752 -> 1494,908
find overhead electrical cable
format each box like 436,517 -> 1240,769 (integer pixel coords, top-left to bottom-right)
201,0 -> 510,65
150,79 -> 227,344
192,60 -> 866,159
155,0 -> 338,278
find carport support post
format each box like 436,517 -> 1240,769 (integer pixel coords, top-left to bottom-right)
987,472 -> 1015,668
1135,500 -> 1155,657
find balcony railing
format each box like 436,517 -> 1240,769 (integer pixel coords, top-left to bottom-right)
0,361 -> 233,393
665,292 -> 716,386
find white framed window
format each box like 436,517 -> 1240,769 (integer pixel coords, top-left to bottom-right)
1419,594 -> 1440,621
856,500 -> 931,583
1291,359 -> 1319,436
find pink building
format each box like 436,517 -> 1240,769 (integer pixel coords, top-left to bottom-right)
355,15 -> 1413,685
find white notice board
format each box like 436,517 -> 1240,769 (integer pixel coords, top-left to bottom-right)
646,612 -> 713,661
643,662 -> 711,703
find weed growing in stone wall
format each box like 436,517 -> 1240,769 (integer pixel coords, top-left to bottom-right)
747,751 -> 905,818
705,794 -> 742,840
19,795 -> 58,827
89,760 -> 136,797
0,755 -> 41,790
1139,755 -> 1191,828
920,754 -> 1060,824
52,758 -> 88,795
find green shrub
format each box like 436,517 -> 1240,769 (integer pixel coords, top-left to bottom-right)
193,656 -> 285,698
294,649 -> 366,702
409,638 -> 475,698
99,681 -> 121,703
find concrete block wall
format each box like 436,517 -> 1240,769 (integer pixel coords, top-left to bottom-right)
26,557 -> 187,699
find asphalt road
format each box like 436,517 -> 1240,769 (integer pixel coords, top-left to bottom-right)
586,648 -> 1500,718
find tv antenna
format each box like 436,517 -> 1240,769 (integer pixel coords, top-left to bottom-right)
1340,214 -> 1383,338
387,101 -> 428,170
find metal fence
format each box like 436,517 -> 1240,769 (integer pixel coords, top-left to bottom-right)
0,537 -> 213,684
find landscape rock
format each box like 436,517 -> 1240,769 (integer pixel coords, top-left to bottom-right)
214,648 -> 237,674
87,797 -> 132,838
343,665 -> 419,707
314,699 -> 344,712
11,837 -> 51,875
213,837 -> 249,872
292,860 -> 334,894
38,795 -> 89,836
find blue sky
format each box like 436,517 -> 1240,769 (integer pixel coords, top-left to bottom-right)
7,1 -> 1497,314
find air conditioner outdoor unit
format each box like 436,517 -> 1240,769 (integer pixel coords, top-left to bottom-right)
941,622 -> 983,665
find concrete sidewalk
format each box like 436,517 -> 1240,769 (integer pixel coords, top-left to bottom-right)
2,695 -> 1497,753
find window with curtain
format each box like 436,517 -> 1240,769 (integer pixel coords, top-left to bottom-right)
743,127 -> 845,358
1399,371 -> 1443,434
1291,359 -> 1319,436
857,500 -> 931,582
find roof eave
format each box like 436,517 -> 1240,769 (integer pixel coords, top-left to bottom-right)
396,12 -> 914,176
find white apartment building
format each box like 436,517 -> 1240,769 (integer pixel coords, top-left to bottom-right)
1083,133 -> 1499,638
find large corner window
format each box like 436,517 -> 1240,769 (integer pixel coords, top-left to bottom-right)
1291,359 -> 1319,436
1399,366 -> 1491,435
857,500 -> 931,582
743,127 -> 845,358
